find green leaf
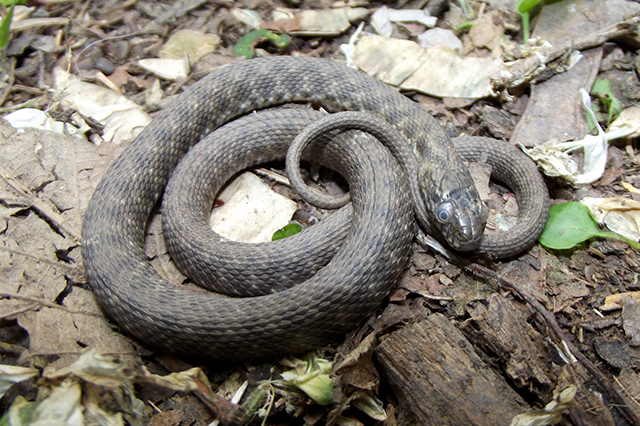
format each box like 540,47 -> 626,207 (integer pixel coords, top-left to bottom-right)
539,202 -> 640,250
271,223 -> 302,241
590,77 -> 623,126
521,12 -> 530,44
232,29 -> 291,59
0,396 -> 38,426
455,21 -> 474,31
0,3 -> 15,50
517,0 -> 544,14
281,356 -> 333,405
1,0 -> 26,6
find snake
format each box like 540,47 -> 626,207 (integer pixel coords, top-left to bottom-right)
81,56 -> 549,360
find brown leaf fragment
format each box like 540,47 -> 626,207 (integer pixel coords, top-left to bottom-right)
593,337 -> 640,370
0,211 -> 72,315
0,121 -> 54,193
552,280 -> 590,313
262,15 -> 302,34
369,300 -> 429,332
16,287 -> 134,366
0,120 -> 122,237
600,291 -> 640,312
1,123 -> 132,366
622,296 -> 640,346
334,332 -> 379,392
149,410 -> 182,426
463,10 -> 505,57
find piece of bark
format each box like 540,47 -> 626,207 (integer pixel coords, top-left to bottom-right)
510,48 -> 601,147
375,314 -> 528,426
614,368 -> 640,421
557,363 -> 616,426
461,295 -> 556,398
511,0 -> 605,147
510,0 -> 640,147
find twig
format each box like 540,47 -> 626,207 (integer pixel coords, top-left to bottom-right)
0,303 -> 40,320
0,292 -> 103,318
0,95 -> 48,114
0,164 -> 81,241
0,57 -> 16,107
253,168 -> 291,186
492,14 -> 640,90
0,341 -> 28,355
614,375 -> 640,410
10,17 -> 73,32
0,246 -> 76,269
73,30 -> 153,77
192,377 -> 248,426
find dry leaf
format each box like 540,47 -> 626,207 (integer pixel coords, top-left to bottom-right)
0,120 -> 133,366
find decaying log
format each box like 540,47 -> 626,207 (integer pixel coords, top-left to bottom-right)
461,294 -> 556,396
375,313 -> 528,426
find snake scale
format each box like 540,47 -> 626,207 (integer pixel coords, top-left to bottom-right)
82,56 -> 549,360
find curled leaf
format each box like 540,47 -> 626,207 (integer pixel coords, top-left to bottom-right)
280,356 -> 333,405
0,4 -> 15,50
233,29 -> 291,59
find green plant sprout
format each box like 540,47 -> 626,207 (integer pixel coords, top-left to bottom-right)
0,0 -> 26,50
539,202 -> 640,251
589,77 -> 622,129
517,0 -> 562,44
517,0 -> 543,44
233,29 -> 291,59
457,0 -> 474,20
455,21 -> 474,32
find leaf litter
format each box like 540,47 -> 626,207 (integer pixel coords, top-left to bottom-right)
0,119 -> 133,368
1,0 -> 640,425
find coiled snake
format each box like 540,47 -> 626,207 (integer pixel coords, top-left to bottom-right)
82,57 -> 549,360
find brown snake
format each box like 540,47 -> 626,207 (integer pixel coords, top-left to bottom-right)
82,57 -> 549,360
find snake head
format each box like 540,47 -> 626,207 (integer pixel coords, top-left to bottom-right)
426,170 -> 488,252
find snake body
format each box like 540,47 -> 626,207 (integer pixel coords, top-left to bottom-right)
82,57 -> 548,359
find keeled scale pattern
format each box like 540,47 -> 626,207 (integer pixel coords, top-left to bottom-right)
81,57 -> 546,359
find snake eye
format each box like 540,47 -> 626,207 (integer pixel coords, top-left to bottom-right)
435,202 -> 454,224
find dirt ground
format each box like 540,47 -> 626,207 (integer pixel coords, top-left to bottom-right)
1,0 -> 640,425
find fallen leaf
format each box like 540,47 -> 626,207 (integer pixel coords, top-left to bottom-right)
137,58 -> 189,80
53,68 -> 151,145
463,10 -> 504,57
159,30 -> 220,66
600,291 -> 640,312
581,196 -> 640,243
0,365 -> 38,398
209,172 -> 297,243
371,6 -> 436,38
521,89 -> 608,184
267,7 -> 368,36
351,34 -> 502,98
509,386 -> 577,426
0,122 -> 133,366
608,106 -> 640,139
